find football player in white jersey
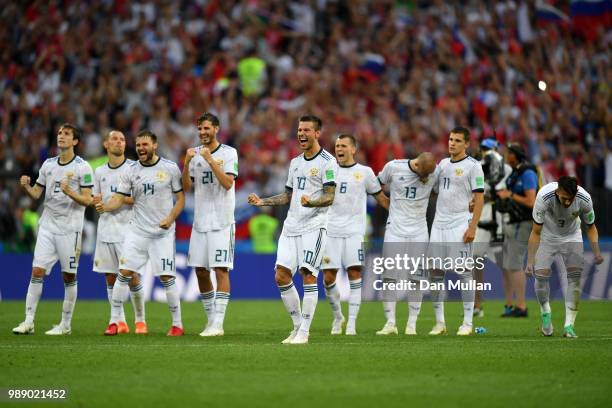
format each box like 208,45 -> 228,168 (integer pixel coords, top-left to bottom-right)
13,124 -> 94,335
376,153 -> 438,336
527,176 -> 603,338
248,115 -> 338,344
182,112 -> 238,337
96,130 -> 185,336
321,134 -> 389,336
428,126 -> 485,336
92,130 -> 146,336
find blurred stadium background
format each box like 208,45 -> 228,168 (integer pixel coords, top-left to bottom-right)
0,0 -> 610,300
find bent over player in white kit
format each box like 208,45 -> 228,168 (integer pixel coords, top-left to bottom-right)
376,153 -> 438,336
322,134 -> 389,336
96,130 -> 185,336
182,112 -> 238,337
527,176 -> 603,338
13,124 -> 94,335
248,115 -> 337,344
428,127 -> 485,336
92,130 -> 146,336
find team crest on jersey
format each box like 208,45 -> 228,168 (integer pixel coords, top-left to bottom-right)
455,168 -> 464,177
156,171 -> 167,181
420,176 -> 429,184
322,256 -> 331,264
65,171 -> 75,179
120,257 -> 126,265
102,177 -> 106,182
309,168 -> 319,177
353,172 -> 363,181
216,159 -> 224,167
94,259 -> 100,267
572,211 -> 580,218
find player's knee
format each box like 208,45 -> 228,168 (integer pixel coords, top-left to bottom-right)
62,272 -> 76,283
129,273 -> 141,287
323,270 -> 336,286
195,268 -> 211,280
347,267 -> 362,281
159,275 -> 174,282
31,267 -> 45,279
300,269 -> 317,285
105,273 -> 117,286
275,268 -> 291,286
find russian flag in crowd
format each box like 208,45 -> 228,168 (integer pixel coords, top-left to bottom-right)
570,0 -> 612,40
536,1 -> 570,25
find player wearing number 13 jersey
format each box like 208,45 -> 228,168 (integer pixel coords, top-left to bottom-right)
375,152 -> 438,336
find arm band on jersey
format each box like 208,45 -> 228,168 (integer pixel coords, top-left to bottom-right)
532,217 -> 543,225
472,188 -> 484,193
226,172 -> 238,179
285,186 -> 293,190
377,177 -> 384,185
35,182 -> 45,187
190,176 -> 194,182
80,184 -> 94,188
323,181 -> 336,187
116,191 -> 130,196
369,189 -> 383,196
173,189 -> 183,194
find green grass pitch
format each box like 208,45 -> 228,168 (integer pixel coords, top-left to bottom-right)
1,300 -> 611,407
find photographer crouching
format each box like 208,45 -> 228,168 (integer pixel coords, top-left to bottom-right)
496,143 -> 539,317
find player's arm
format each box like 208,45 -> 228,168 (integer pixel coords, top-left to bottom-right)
182,148 -> 195,191
585,223 -> 604,265
464,192 -> 484,243
160,191 -> 185,229
123,196 -> 135,205
201,147 -> 235,190
20,175 -> 44,200
96,193 -> 125,213
61,183 -> 93,207
373,190 -> 389,210
248,188 -> 293,206
302,184 -> 335,207
526,222 -> 542,274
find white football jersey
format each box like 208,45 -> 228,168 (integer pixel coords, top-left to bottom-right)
188,144 -> 238,232
117,157 -> 182,238
36,155 -> 94,235
94,159 -> 135,243
533,182 -> 594,242
378,159 -> 439,237
433,156 -> 485,229
327,163 -> 381,237
282,148 -> 338,236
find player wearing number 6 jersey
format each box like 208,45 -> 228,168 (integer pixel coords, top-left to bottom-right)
376,152 -> 438,336
428,127 -> 485,336
95,130 -> 185,336
182,112 -> 238,337
13,124 -> 93,336
527,176 -> 603,338
248,115 -> 338,345
322,134 -> 389,336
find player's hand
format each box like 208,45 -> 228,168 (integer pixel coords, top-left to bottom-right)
200,147 -> 212,163
463,226 -> 476,243
95,202 -> 105,214
524,264 -> 534,276
469,198 -> 474,213
185,148 -> 196,164
60,178 -> 73,195
159,217 -> 173,229
248,193 -> 264,206
300,195 -> 310,207
497,189 -> 512,199
92,194 -> 102,206
20,175 -> 31,188
594,253 -> 604,265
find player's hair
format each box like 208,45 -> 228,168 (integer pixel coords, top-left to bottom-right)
104,130 -> 125,141
59,123 -> 82,146
135,129 -> 157,143
558,176 -> 578,197
451,126 -> 470,142
337,134 -> 357,148
299,115 -> 322,131
197,112 -> 220,127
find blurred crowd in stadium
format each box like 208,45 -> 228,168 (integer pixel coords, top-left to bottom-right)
0,0 -> 610,251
